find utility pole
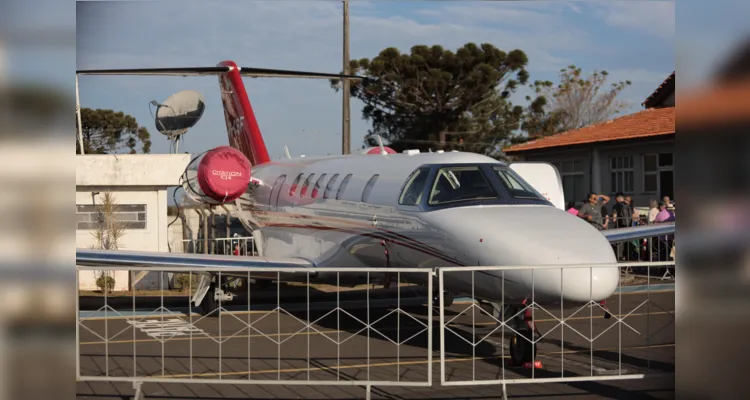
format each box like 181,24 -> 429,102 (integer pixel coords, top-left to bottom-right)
341,0 -> 351,155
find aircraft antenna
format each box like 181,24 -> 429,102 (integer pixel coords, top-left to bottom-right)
375,135 -> 388,156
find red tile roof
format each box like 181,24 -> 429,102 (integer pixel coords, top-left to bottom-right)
643,71 -> 675,108
503,107 -> 675,154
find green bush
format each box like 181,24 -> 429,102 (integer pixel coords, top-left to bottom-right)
96,274 -> 115,292
176,274 -> 192,291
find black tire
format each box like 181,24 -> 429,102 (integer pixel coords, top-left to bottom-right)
509,329 -> 537,365
200,283 -> 220,317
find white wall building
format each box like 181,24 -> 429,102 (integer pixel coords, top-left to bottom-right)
76,154 -> 190,291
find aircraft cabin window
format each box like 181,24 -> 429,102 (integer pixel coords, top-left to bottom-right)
270,174 -> 286,203
493,166 -> 545,200
336,174 -> 353,200
428,166 -> 498,205
312,174 -> 327,199
399,167 -> 430,206
289,173 -> 303,196
300,174 -> 315,197
361,174 -> 380,202
323,174 -> 339,199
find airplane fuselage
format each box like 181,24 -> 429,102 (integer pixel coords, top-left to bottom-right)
232,151 -> 620,306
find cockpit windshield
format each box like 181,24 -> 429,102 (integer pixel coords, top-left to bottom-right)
428,166 -> 499,205
399,167 -> 430,206
398,163 -> 550,208
493,166 -> 546,200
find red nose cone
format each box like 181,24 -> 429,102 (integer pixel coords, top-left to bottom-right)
197,146 -> 252,203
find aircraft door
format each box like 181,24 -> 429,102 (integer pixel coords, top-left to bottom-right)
509,162 -> 565,210
269,175 -> 286,211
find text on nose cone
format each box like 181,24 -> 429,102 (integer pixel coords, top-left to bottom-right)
212,170 -> 242,180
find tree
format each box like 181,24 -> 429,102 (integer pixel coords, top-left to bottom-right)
331,43 -> 532,152
521,65 -> 632,140
76,108 -> 152,154
448,92 -> 526,159
90,192 -> 127,294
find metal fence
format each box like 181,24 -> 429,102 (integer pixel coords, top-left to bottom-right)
77,265 -> 434,399
437,261 -> 675,399
80,231 -> 675,399
612,230 -> 675,280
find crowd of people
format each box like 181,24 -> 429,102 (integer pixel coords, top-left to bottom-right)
566,192 -> 676,262
566,192 -> 675,231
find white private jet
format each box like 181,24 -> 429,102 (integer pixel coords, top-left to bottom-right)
76,62 -> 675,366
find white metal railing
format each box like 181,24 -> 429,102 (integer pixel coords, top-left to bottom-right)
78,251 -> 675,398
613,232 -> 675,281
437,261 -> 675,400
77,265 -> 433,399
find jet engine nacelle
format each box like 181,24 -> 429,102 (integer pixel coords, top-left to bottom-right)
182,146 -> 251,205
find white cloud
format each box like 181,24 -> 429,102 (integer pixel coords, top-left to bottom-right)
594,1 -> 675,38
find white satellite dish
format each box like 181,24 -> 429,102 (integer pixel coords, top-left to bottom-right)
151,90 -> 206,152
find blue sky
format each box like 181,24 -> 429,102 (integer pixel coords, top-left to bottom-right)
75,0 -> 677,159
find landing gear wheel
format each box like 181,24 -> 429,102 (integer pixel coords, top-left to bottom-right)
509,329 -> 537,366
432,291 -> 454,308
200,283 -> 220,318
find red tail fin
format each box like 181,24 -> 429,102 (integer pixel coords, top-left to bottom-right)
217,60 -> 271,166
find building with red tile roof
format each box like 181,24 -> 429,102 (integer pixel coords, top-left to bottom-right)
503,73 -> 675,207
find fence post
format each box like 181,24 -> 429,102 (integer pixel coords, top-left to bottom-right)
133,381 -> 144,400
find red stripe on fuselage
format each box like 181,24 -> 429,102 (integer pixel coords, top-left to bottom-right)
250,209 -> 449,257
262,220 -> 465,267
217,60 -> 271,166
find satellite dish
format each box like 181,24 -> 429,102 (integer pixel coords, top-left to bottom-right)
152,90 -> 206,139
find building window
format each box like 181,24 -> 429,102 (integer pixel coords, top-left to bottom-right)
553,160 -> 586,204
610,156 -> 634,193
643,153 -> 674,196
76,204 -> 147,230
644,154 -> 658,193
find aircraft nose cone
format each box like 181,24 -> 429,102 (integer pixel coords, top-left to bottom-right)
536,263 -> 620,303
426,205 -> 619,304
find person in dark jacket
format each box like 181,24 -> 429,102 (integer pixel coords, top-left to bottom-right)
611,192 -> 633,260
611,192 -> 632,229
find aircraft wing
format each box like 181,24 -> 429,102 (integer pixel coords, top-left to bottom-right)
76,248 -> 315,271
601,223 -> 675,244
76,66 -> 364,80
77,248 -> 317,308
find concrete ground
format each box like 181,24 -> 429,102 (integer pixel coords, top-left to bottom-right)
76,289 -> 675,399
